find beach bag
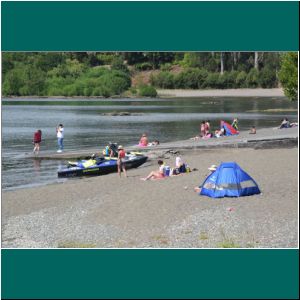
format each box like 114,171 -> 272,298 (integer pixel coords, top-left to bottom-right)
163,166 -> 171,176
179,164 -> 187,173
172,168 -> 180,175
185,164 -> 191,173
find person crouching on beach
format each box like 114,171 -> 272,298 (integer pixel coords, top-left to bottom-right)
33,129 -> 42,154
117,145 -> 127,178
141,160 -> 165,181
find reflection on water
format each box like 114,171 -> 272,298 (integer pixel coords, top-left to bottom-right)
33,158 -> 42,174
1,97 -> 298,191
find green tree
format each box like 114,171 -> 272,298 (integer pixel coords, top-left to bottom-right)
258,68 -> 277,88
278,52 -> 298,101
246,68 -> 259,88
138,85 -> 157,97
111,56 -> 129,74
2,67 -> 25,95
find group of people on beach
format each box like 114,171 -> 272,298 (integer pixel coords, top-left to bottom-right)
141,155 -> 190,181
190,118 -> 239,140
32,116 -> 297,160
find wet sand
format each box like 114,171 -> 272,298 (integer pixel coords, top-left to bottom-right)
2,147 -> 298,248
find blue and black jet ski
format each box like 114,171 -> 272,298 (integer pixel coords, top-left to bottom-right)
57,154 -> 148,178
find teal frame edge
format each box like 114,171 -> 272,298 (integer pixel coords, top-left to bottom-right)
1,1 -> 299,299
1,249 -> 299,299
1,1 -> 299,51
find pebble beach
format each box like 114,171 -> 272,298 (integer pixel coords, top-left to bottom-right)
2,140 -> 298,248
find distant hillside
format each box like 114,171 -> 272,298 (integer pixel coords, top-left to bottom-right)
2,52 -> 297,99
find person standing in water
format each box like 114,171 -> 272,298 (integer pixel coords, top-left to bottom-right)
33,129 -> 42,154
117,145 -> 127,178
56,124 -> 64,153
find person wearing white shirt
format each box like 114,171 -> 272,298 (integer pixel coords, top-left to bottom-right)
56,124 -> 64,153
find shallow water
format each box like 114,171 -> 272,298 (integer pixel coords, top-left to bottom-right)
1,97 -> 298,190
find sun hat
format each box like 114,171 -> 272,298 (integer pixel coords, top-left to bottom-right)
118,145 -> 123,150
208,164 -> 217,171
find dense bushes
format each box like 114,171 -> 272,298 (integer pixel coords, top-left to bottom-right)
150,68 -> 277,89
3,62 -> 131,97
2,52 -> 291,98
138,85 -> 157,97
134,62 -> 153,71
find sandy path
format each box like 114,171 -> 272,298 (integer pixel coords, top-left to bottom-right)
157,88 -> 285,98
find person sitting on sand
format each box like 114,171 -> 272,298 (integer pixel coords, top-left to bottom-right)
202,131 -> 213,139
249,126 -> 256,134
190,135 -> 200,140
148,140 -> 160,146
214,127 -> 225,138
194,164 -> 217,194
175,156 -> 187,173
204,120 -> 211,136
278,118 -> 291,129
141,160 -> 165,181
139,133 -> 148,147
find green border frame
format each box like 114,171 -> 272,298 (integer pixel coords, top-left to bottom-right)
1,1 -> 299,51
2,249 -> 299,299
1,1 -> 299,299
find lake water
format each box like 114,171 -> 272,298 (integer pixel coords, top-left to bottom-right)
1,97 -> 298,190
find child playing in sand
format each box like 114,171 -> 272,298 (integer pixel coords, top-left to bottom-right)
141,160 -> 165,181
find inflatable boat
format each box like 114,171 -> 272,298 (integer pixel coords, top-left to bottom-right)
57,154 -> 148,178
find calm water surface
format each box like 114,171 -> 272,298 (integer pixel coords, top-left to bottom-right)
1,97 -> 298,190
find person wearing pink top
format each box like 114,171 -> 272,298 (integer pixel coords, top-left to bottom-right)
139,133 -> 148,147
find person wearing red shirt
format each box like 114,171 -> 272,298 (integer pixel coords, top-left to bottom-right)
117,145 -> 127,178
33,129 -> 42,154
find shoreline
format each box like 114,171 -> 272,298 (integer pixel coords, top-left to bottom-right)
2,88 -> 285,100
2,146 -> 298,248
24,126 -> 298,160
157,88 -> 285,98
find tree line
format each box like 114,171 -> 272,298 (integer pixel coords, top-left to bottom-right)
2,52 -> 298,100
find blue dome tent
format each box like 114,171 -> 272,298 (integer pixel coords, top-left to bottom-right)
200,162 -> 261,198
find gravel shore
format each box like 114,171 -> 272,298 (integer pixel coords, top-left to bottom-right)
2,147 -> 298,248
157,88 -> 285,98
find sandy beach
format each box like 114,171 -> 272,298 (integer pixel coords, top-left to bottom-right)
2,145 -> 298,248
3,88 -> 286,100
157,88 -> 285,98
